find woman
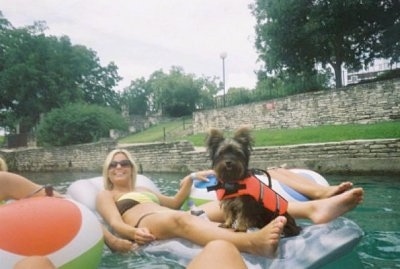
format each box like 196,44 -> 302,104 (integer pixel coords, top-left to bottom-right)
97,149 -> 286,257
96,149 -> 364,256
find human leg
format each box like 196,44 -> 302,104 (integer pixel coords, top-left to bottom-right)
268,168 -> 353,199
13,256 -> 56,269
287,188 -> 364,224
139,211 -> 287,257
187,240 -> 247,269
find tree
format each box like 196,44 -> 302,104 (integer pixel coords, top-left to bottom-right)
147,67 -> 202,117
74,44 -> 122,110
374,0 -> 400,63
251,0 -> 396,88
0,14 -> 122,132
121,77 -> 150,116
226,87 -> 252,106
36,103 -> 128,146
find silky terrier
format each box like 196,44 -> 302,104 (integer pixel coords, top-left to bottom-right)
206,126 -> 300,236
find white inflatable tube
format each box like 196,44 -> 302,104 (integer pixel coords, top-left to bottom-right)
184,168 -> 329,210
66,170 -> 363,269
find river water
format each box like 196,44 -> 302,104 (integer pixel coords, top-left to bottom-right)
22,171 -> 400,268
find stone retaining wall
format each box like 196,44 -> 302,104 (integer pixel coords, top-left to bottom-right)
1,139 -> 399,174
193,79 -> 400,133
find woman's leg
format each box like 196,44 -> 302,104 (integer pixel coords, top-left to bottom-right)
287,187 -> 364,223
187,240 -> 247,269
14,256 -> 56,269
140,212 -> 287,257
199,187 -> 363,225
268,168 -> 353,199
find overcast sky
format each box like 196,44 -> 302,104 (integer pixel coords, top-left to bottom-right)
0,0 -> 260,91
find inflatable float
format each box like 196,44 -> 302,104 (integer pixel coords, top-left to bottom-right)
0,196 -> 104,269
66,169 -> 364,269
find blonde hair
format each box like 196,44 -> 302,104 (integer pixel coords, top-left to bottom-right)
0,157 -> 8,171
102,149 -> 137,190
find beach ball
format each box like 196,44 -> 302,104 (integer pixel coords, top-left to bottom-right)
0,197 -> 104,269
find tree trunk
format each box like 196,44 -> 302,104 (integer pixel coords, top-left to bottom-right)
332,61 -> 343,88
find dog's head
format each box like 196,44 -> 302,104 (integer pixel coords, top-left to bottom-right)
206,126 -> 254,183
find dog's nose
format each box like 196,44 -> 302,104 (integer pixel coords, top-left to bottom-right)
225,161 -> 232,167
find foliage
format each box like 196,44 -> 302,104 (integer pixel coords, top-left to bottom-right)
123,67 -> 219,117
374,1 -> 400,63
0,13 -> 121,132
254,69 -> 332,100
121,78 -> 150,116
226,87 -> 253,106
250,0 -> 399,88
36,103 -> 128,146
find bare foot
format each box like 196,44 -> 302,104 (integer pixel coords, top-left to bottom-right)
250,216 -> 287,257
310,188 -> 364,224
316,181 -> 354,199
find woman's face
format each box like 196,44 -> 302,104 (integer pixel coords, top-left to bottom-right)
107,153 -> 133,188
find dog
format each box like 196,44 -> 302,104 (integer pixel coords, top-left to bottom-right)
206,126 -> 301,236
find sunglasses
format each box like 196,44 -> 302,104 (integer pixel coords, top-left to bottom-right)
109,159 -> 132,169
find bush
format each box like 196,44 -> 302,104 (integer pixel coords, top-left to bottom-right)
37,103 -> 128,146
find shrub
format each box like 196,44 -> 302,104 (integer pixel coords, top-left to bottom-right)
37,103 -> 128,146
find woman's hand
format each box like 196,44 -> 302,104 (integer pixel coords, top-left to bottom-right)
107,236 -> 138,252
190,169 -> 215,182
134,227 -> 156,245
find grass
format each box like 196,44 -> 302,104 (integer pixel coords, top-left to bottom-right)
118,118 -> 193,144
119,120 -> 400,147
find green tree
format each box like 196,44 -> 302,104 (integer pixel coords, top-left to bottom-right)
196,76 -> 219,110
121,77 -> 150,116
226,87 -> 252,106
123,69 -> 219,116
251,0 -> 396,88
0,14 -> 122,132
374,0 -> 400,63
148,67 -> 202,117
36,103 -> 128,146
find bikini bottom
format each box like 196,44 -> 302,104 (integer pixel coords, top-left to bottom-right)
135,212 -> 157,228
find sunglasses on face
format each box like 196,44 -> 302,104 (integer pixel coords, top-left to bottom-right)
108,159 -> 132,169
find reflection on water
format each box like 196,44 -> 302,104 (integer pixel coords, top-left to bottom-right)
22,171 -> 400,268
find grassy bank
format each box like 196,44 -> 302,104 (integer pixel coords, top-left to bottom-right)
119,120 -> 400,147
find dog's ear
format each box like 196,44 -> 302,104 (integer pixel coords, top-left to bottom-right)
233,127 -> 254,151
205,128 -> 225,160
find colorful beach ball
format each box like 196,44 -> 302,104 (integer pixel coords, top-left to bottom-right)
0,197 -> 104,269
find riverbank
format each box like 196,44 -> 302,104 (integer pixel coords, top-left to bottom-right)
1,138 -> 399,174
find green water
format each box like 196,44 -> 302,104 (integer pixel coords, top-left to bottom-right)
23,171 -> 400,268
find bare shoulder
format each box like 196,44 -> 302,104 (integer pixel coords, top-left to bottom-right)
97,189 -> 114,200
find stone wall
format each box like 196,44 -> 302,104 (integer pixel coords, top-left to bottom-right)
1,79 -> 399,175
1,139 -> 399,174
193,79 -> 400,133
0,142 -> 115,172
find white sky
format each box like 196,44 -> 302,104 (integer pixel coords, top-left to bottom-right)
0,0 -> 260,92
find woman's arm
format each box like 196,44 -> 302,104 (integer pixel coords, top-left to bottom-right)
157,170 -> 215,209
96,190 -> 156,245
96,190 -> 137,240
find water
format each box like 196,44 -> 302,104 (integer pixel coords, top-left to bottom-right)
21,171 -> 400,268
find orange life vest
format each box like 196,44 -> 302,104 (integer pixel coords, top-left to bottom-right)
211,174 -> 288,215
